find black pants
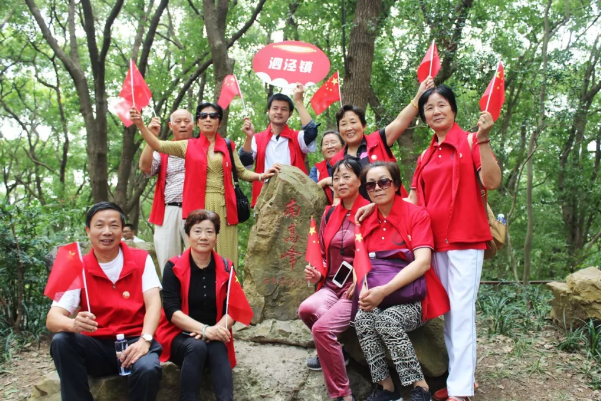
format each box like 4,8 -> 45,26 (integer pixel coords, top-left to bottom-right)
170,333 -> 233,401
50,332 -> 162,401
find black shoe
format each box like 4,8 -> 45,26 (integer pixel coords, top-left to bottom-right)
307,352 -> 351,371
363,384 -> 402,401
409,386 -> 431,401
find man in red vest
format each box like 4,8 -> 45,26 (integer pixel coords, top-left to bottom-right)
46,202 -> 163,401
239,83 -> 319,206
139,110 -> 194,274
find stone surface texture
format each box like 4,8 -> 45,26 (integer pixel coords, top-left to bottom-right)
548,266 -> 601,327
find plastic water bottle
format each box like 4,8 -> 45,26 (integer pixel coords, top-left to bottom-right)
115,334 -> 131,376
497,213 -> 507,225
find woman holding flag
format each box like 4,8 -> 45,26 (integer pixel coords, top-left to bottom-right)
408,85 -> 501,401
155,209 -> 253,401
298,156 -> 369,401
131,103 -> 278,266
355,162 -> 449,401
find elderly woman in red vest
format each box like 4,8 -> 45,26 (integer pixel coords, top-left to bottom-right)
309,130 -> 345,204
299,156 -> 369,401
409,85 -> 501,401
131,104 -> 277,266
328,78 -> 434,199
155,209 -> 239,401
356,162 -> 449,401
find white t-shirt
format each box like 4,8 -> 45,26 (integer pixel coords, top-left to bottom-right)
250,130 -> 316,171
52,249 -> 162,314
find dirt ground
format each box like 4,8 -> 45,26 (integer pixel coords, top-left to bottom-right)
1,325 -> 600,401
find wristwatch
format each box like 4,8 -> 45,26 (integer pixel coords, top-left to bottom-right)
141,333 -> 153,343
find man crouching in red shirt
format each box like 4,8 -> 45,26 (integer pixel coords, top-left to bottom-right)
46,202 -> 163,401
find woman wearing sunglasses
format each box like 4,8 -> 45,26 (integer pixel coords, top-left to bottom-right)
131,104 -> 278,265
328,78 -> 434,199
298,156 -> 369,401
408,85 -> 501,401
355,162 -> 449,401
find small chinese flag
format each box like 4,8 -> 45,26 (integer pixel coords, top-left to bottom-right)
310,71 -> 341,115
353,225 -> 372,287
417,41 -> 441,83
113,98 -> 134,127
218,74 -> 243,109
479,62 -> 506,121
305,216 -> 326,278
226,267 -> 253,326
119,59 -> 152,111
44,242 -> 84,302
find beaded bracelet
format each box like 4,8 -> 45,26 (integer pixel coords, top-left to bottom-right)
410,99 -> 419,110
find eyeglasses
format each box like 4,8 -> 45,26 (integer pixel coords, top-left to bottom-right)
364,178 -> 393,192
198,112 -> 219,120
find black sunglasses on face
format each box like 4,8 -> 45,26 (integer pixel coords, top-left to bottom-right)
365,178 -> 393,192
199,112 -> 219,120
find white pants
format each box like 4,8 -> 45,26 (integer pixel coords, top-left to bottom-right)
432,249 -> 484,398
153,205 -> 188,276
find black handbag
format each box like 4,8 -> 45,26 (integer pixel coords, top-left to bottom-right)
225,139 -> 251,223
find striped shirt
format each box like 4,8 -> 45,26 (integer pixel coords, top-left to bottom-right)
145,151 -> 185,203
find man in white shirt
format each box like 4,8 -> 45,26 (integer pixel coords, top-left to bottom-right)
46,202 -> 163,401
123,223 -> 145,243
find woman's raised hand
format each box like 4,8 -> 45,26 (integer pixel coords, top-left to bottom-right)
130,107 -> 144,127
476,111 -> 494,141
304,264 -> 322,284
416,76 -> 435,99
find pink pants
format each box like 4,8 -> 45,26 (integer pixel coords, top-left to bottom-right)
298,286 -> 353,399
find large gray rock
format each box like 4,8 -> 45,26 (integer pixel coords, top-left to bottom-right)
243,165 -> 328,323
233,319 -> 314,348
29,340 -> 372,401
548,266 -> 601,327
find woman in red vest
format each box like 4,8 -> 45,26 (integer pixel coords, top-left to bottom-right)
155,209 -> 238,401
328,78 -> 434,199
309,130 -> 344,205
410,85 -> 501,401
356,162 -> 449,401
131,104 -> 277,266
298,156 -> 369,401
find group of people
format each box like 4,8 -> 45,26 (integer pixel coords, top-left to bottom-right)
46,76 -> 500,401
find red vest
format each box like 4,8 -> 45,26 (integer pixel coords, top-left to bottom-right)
251,124 -> 307,206
149,153 -> 170,225
314,159 -> 334,204
80,244 -> 149,339
318,197 -> 370,290
182,135 -> 239,225
360,195 -> 450,320
330,132 -> 408,197
155,249 -> 237,368
413,123 -> 491,244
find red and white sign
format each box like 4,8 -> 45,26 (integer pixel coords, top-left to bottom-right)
252,41 -> 330,87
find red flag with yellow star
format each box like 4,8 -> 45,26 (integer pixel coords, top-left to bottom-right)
353,224 -> 372,287
44,242 -> 84,302
417,40 -> 441,83
226,266 -> 253,326
310,71 -> 341,115
218,74 -> 243,109
479,62 -> 505,121
305,216 -> 326,278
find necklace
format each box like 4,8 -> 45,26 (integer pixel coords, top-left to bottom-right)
340,212 -> 351,255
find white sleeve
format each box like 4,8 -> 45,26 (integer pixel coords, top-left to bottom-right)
250,136 -> 258,160
297,130 -> 317,154
51,289 -> 81,315
142,255 -> 162,292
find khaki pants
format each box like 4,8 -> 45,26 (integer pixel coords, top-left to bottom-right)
153,205 -> 189,276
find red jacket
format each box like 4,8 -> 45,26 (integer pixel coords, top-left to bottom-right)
181,135 -> 239,226
318,197 -> 370,290
412,123 -> 491,245
360,195 -> 450,320
148,153 -> 170,225
155,249 -> 237,368
251,124 -> 307,206
330,132 -> 408,197
314,159 -> 334,204
80,244 -> 149,339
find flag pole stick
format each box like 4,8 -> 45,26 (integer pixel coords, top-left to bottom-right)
337,71 -> 343,107
76,242 -> 91,313
151,98 -> 158,118
225,265 -> 233,329
130,59 -> 136,109
485,61 -> 500,113
234,75 -> 247,113
428,40 -> 435,77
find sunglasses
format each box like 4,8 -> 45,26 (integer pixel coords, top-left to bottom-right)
364,178 -> 393,192
199,112 -> 220,120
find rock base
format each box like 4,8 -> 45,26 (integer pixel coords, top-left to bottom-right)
548,267 -> 601,327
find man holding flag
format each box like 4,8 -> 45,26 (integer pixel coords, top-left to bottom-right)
45,202 -> 163,401
239,83 -> 319,206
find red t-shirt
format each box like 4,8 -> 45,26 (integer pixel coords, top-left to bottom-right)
412,139 -> 487,252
